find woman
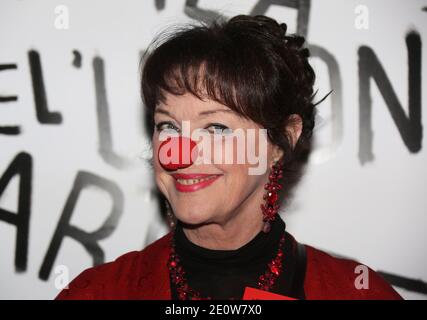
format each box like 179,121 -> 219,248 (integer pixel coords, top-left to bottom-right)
56,15 -> 401,300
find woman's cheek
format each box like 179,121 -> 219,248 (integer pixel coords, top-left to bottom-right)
152,136 -> 162,171
151,137 -> 169,196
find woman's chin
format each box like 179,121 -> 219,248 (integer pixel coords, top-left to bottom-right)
175,212 -> 212,227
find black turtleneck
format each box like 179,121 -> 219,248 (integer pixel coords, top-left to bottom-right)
170,216 -> 305,300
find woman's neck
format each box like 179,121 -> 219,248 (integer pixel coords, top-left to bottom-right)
182,209 -> 264,250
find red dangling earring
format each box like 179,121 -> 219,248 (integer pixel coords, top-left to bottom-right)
261,160 -> 283,233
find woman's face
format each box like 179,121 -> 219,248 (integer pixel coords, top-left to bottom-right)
152,92 -> 284,227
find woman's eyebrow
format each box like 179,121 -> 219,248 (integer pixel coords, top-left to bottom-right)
198,109 -> 233,117
154,108 -> 172,116
155,108 -> 233,117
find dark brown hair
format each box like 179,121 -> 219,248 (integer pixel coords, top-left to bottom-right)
141,14 -> 326,202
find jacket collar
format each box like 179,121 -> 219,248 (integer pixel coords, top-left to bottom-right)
139,232 -> 173,299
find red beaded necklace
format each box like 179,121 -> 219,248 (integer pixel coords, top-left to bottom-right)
168,230 -> 286,300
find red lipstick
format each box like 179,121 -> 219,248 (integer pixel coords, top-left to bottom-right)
171,173 -> 222,193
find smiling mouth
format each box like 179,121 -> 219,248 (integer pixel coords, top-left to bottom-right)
171,174 -> 222,192
176,176 -> 218,185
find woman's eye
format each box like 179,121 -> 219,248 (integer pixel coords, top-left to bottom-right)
207,123 -> 232,135
155,121 -> 180,133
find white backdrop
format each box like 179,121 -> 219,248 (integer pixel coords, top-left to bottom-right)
0,0 -> 426,299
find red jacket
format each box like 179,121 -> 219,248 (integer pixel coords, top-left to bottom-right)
56,232 -> 402,300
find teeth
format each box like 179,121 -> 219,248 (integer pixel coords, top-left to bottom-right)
176,176 -> 217,185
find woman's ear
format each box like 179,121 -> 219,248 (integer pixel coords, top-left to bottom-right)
271,114 -> 303,164
286,114 -> 303,149
271,145 -> 284,163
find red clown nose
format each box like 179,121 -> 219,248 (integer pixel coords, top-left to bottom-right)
158,136 -> 198,171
